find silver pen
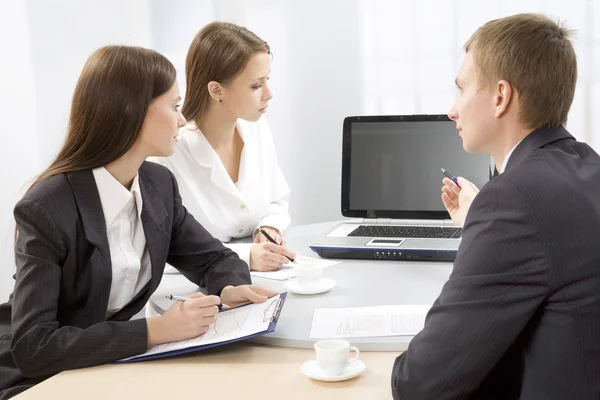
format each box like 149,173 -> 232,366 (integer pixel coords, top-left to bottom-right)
165,295 -> 229,311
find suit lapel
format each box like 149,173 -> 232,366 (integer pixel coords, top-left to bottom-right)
67,167 -> 173,321
66,170 -> 112,323
136,170 -> 170,301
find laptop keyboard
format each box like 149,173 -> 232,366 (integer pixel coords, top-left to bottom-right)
348,225 -> 462,239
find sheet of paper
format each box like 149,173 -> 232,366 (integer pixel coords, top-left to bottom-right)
119,294 -> 281,362
309,305 -> 432,339
250,255 -> 341,280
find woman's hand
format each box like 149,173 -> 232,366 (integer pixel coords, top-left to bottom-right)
249,242 -> 296,272
147,292 -> 220,347
219,285 -> 279,308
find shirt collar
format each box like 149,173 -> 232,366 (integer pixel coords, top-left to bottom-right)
92,167 -> 143,227
183,120 -> 247,168
499,140 -> 522,174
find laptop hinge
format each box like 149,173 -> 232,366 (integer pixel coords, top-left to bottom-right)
361,218 -> 451,226
362,218 -> 380,224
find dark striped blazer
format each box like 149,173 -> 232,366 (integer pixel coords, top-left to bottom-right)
0,161 -> 251,398
392,126 -> 600,399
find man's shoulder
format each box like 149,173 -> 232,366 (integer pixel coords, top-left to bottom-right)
474,153 -> 590,220
468,167 -> 544,222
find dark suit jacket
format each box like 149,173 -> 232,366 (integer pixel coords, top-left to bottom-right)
0,162 -> 251,399
392,126 -> 600,399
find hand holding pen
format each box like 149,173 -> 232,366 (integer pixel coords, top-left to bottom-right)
165,295 -> 230,311
148,292 -> 222,346
440,167 -> 480,228
259,228 -> 297,264
249,228 -> 297,272
441,168 -> 460,187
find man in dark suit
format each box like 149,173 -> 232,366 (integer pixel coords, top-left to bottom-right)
392,13 -> 600,399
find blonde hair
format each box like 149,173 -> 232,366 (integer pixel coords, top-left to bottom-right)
465,13 -> 577,129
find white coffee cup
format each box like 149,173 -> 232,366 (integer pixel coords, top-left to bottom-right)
314,339 -> 360,376
294,263 -> 322,289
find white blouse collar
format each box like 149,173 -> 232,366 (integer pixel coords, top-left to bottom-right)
183,120 -> 248,168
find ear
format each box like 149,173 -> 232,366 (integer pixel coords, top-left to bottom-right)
207,81 -> 224,102
494,80 -> 513,118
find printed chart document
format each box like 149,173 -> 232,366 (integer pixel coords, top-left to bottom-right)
309,305 -> 432,339
117,293 -> 286,363
250,255 -> 341,280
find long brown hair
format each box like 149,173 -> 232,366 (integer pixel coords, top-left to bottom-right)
28,45 -> 176,192
465,13 -> 577,129
181,21 -> 270,123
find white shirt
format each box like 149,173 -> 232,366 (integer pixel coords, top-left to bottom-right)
92,167 -> 151,317
499,140 -> 523,174
149,117 -> 291,264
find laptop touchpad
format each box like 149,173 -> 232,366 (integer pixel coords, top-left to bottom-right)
365,238 -> 405,246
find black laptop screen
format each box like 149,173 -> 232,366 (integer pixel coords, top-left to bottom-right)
342,115 -> 490,219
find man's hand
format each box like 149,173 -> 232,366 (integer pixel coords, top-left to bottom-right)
441,177 -> 480,227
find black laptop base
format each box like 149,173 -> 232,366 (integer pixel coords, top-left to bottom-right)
310,247 -> 456,262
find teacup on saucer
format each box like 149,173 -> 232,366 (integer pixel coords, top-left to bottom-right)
300,359 -> 365,382
293,263 -> 322,288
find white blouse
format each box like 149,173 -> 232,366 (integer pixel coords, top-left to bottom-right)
149,117 -> 291,264
92,167 -> 151,317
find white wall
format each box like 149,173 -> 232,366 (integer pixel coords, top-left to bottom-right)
216,0 -> 365,225
0,0 -> 154,302
213,0 -> 600,225
148,0 -> 216,93
27,0 -> 153,165
0,1 -> 40,302
1,0 -> 599,302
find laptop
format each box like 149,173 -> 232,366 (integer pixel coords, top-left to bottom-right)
309,114 -> 490,262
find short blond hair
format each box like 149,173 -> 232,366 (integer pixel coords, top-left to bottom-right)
465,13 -> 577,129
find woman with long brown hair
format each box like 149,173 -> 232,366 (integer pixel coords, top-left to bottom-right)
0,45 -> 275,399
150,22 -> 295,273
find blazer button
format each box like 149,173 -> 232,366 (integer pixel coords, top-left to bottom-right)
239,229 -> 244,234
240,204 -> 246,209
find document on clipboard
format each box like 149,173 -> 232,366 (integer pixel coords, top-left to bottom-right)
116,293 -> 287,363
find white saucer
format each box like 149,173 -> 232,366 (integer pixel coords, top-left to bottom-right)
285,278 -> 336,295
301,359 -> 365,382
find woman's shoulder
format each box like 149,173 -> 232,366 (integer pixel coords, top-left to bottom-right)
15,173 -> 78,227
140,160 -> 174,182
19,173 -> 71,207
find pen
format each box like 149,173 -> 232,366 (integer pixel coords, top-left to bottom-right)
440,168 -> 461,188
259,228 -> 297,264
164,295 -> 229,311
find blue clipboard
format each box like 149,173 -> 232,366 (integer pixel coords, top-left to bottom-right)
115,292 -> 287,364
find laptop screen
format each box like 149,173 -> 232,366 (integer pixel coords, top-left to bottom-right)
342,115 -> 491,219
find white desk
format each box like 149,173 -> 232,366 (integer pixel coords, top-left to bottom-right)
15,343 -> 402,400
15,221 -> 454,399
150,221 -> 453,351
